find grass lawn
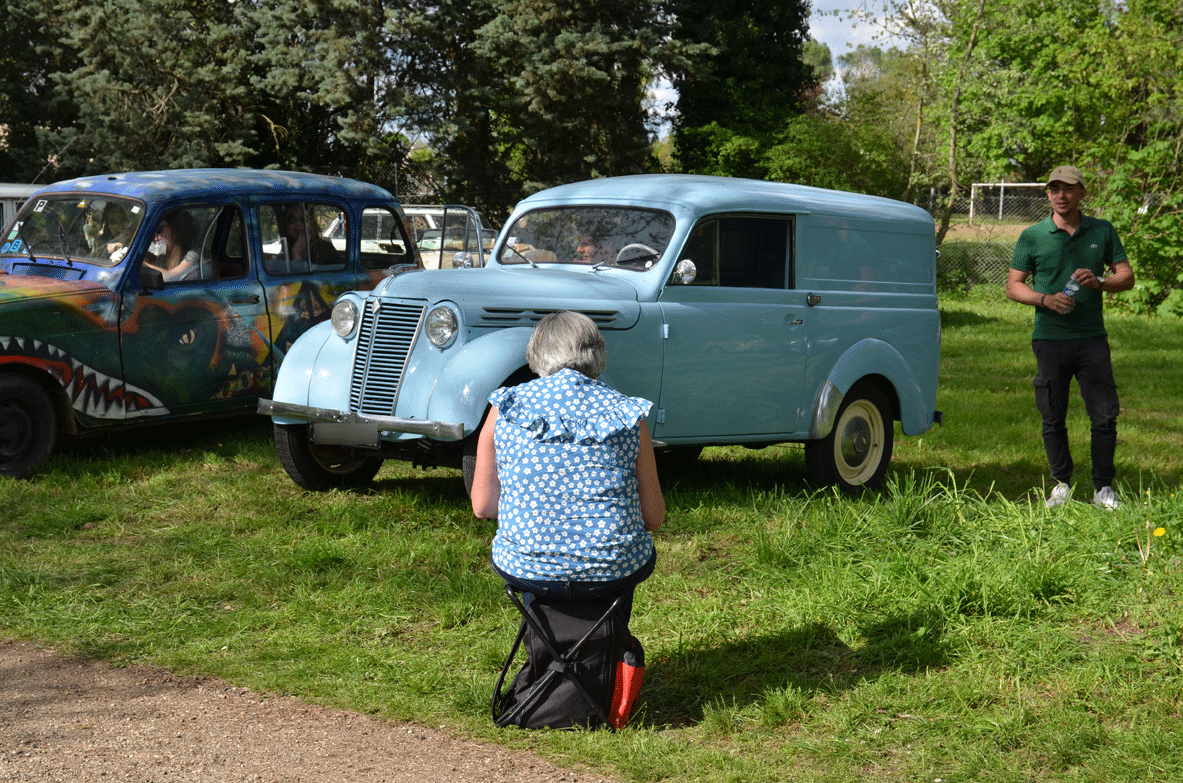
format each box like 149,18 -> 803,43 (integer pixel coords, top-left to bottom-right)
4,288 -> 1182,782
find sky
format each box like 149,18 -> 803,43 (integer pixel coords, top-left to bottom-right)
809,0 -> 887,64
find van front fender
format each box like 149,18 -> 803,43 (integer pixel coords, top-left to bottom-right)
425,327 -> 535,436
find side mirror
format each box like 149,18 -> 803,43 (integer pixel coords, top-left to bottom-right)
672,258 -> 697,285
451,251 -> 475,269
139,264 -> 165,291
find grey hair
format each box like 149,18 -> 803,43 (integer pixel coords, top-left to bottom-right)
526,311 -> 607,378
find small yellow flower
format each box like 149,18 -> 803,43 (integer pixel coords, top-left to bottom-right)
1154,527 -> 1166,537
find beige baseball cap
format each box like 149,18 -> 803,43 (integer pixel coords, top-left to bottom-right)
1046,165 -> 1086,188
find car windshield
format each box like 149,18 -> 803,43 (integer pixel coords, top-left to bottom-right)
3,194 -> 147,267
498,207 -> 675,270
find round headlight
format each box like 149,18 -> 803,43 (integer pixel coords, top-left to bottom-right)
331,299 -> 359,338
425,306 -> 459,348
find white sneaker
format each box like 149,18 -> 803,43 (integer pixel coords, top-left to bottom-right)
1046,482 -> 1071,508
1093,486 -> 1120,510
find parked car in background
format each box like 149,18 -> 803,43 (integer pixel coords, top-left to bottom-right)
260,174 -> 942,493
402,204 -> 498,269
1,184 -> 39,232
0,169 -> 417,478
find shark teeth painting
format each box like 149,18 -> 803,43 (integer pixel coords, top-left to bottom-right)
0,335 -> 166,420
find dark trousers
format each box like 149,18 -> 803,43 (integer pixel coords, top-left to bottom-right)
1032,337 -> 1120,490
492,550 -> 657,626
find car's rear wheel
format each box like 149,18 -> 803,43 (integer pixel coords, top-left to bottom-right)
804,380 -> 893,494
273,423 -> 382,491
0,374 -> 58,479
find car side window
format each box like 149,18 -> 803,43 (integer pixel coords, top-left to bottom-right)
262,202 -> 346,275
358,207 -> 414,270
678,216 -> 791,289
142,204 -> 245,284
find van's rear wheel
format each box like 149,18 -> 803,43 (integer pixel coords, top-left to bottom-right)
274,423 -> 382,491
804,381 -> 893,494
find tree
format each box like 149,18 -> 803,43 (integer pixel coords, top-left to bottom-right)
0,0 -> 80,182
1086,0 -> 1183,315
45,0 -> 259,174
475,0 -> 667,195
670,0 -> 816,174
389,0 -> 513,216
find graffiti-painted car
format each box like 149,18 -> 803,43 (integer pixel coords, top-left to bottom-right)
0,169 -> 417,478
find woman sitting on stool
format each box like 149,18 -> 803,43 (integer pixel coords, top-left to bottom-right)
470,311 -> 664,624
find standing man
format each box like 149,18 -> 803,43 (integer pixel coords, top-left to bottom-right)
1006,165 -> 1135,509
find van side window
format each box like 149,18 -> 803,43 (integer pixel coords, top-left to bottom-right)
681,216 -> 791,289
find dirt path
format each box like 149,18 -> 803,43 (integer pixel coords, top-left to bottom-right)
1,640 -> 617,783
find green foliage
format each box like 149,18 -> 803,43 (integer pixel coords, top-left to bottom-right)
670,0 -> 815,174
4,297 -> 1183,781
389,0 -> 513,216
0,0 -> 81,181
474,0 -> 664,194
801,40 -> 834,86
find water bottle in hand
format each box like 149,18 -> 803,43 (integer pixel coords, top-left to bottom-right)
1062,278 -> 1081,298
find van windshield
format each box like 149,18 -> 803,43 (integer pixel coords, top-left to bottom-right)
499,207 -> 675,270
3,195 -> 147,267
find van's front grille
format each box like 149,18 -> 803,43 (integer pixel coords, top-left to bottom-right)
348,301 -> 426,416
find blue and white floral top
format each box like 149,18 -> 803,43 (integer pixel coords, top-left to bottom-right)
489,368 -> 655,582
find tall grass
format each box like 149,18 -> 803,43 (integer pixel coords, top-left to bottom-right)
4,289 -> 1182,782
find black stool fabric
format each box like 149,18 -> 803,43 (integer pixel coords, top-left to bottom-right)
492,587 -> 636,729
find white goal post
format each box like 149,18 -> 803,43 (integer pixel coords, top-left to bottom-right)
968,182 -> 1044,225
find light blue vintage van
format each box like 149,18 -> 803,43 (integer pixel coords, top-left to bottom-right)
259,174 -> 942,493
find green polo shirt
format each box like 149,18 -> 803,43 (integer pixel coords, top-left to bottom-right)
1010,213 -> 1127,341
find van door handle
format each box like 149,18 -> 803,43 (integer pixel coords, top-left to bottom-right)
232,294 -> 261,305
788,319 -> 803,326
807,293 -> 822,306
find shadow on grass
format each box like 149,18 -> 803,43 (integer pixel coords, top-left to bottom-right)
659,446 -> 813,498
940,307 -> 999,329
639,611 -> 951,727
370,472 -> 471,506
50,415 -> 273,470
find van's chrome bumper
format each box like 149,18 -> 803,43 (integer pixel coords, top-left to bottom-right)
257,399 -> 465,441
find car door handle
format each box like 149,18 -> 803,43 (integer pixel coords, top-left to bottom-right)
788,319 -> 803,326
232,294 -> 261,304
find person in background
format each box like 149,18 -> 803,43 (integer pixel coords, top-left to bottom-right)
1005,165 -> 1135,510
97,203 -> 135,261
281,204 -> 337,264
470,311 -> 664,623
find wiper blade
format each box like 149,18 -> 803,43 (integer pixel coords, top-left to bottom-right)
57,224 -> 75,266
503,245 -> 537,267
15,226 -> 37,262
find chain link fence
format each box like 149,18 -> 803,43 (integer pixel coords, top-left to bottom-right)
363,157 -> 445,203
935,184 -> 1048,292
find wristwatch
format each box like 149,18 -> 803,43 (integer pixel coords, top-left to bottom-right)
1096,276 -> 1106,290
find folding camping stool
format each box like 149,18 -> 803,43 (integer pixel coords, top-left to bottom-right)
491,585 -> 633,730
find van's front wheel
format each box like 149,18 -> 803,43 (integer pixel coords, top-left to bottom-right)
274,423 -> 383,491
804,381 -> 893,494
